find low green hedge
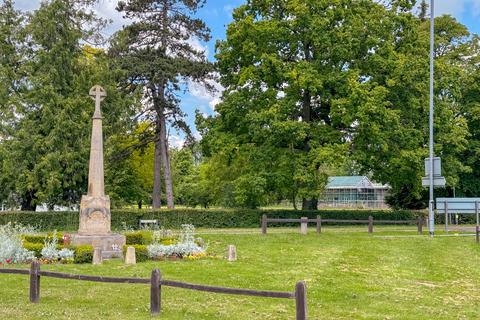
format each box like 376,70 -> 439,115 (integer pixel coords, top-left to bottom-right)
70,245 -> 93,264
22,242 -> 93,263
125,231 -> 152,245
0,208 -> 424,231
23,243 -> 44,258
23,233 -> 64,245
123,245 -> 149,262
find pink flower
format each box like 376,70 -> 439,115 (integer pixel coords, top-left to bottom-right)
5,259 -> 11,264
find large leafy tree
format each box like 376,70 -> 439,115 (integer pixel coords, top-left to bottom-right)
0,0 -> 135,210
200,0 -> 474,209
110,0 -> 214,209
200,0 -> 404,209
456,38 -> 480,197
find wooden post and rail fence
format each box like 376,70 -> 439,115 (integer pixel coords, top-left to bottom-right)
261,214 -> 424,235
0,261 -> 308,319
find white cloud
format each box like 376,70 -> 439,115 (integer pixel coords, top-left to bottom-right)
186,37 -> 209,59
188,77 -> 224,111
168,134 -> 185,149
193,131 -> 202,141
93,0 -> 126,36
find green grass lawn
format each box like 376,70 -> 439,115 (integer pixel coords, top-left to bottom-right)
1,226 -> 480,319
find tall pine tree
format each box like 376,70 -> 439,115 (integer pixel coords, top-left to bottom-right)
110,0 -> 214,208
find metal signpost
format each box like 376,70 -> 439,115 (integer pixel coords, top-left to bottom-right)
436,198 -> 480,235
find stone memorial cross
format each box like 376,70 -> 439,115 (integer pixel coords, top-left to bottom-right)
72,85 -> 126,258
87,85 -> 107,197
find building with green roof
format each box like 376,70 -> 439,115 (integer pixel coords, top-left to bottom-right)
319,176 -> 390,209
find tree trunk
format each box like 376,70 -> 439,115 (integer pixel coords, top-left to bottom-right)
159,109 -> 175,208
20,191 -> 37,211
137,199 -> 143,209
152,120 -> 162,209
151,82 -> 174,209
302,198 -> 318,210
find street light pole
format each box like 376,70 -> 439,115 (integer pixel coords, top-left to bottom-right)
428,0 -> 435,236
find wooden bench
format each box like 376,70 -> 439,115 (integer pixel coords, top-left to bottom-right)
139,219 -> 159,229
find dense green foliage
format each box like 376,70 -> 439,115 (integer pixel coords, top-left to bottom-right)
0,0 -> 137,210
197,0 -> 480,209
0,0 -> 479,210
0,209 -> 421,231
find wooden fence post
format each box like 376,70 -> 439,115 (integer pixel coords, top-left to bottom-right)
316,215 -> 321,234
29,260 -> 40,303
445,201 -> 449,234
476,201 -> 479,244
368,216 -> 373,234
417,216 -> 423,234
476,226 -> 480,244
295,281 -> 307,320
150,269 -> 161,316
300,217 -> 308,235
261,214 -> 267,235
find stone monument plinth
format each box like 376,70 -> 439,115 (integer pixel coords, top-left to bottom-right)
71,85 -> 125,259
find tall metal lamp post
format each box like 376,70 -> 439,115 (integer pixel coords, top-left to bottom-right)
428,0 -> 435,236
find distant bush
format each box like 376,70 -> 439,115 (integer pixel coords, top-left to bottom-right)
70,245 -> 93,264
0,208 -> 424,231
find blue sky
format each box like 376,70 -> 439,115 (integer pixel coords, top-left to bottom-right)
13,0 -> 480,147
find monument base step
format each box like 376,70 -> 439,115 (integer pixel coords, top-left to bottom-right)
101,250 -> 123,259
71,233 -> 126,259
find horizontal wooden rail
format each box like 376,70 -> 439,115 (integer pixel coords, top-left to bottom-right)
0,262 -> 307,319
320,219 -> 370,223
39,271 -> 150,284
162,279 -> 294,298
261,214 -> 424,235
0,268 -> 30,275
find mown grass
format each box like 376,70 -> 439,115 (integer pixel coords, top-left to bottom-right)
1,226 -> 480,319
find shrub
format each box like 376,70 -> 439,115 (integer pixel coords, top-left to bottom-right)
125,231 -> 152,245
122,245 -> 149,262
71,245 -> 93,264
40,232 -> 74,262
147,224 -> 205,259
147,242 -> 204,259
58,248 -> 74,261
0,208 -> 424,231
23,243 -> 43,258
23,233 -> 64,245
0,223 -> 35,263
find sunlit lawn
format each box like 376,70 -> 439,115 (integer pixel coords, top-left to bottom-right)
1,226 -> 480,319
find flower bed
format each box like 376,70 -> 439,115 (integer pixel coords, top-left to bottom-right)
147,224 -> 207,260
